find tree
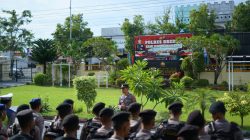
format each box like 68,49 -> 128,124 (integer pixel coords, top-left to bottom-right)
189,4 -> 216,35
52,14 -> 93,67
0,10 -> 33,76
218,92 -> 250,128
82,37 -> 117,65
178,34 -> 239,84
31,39 -> 58,74
73,76 -> 97,113
232,0 -> 250,32
192,52 -> 205,79
121,15 -> 145,61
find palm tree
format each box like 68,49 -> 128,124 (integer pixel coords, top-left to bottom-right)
31,39 -> 58,74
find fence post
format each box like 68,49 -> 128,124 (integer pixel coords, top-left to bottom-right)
15,59 -> 18,82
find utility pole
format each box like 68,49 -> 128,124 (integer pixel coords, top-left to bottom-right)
70,0 -> 72,40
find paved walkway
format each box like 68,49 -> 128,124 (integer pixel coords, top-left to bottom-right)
0,81 -> 26,88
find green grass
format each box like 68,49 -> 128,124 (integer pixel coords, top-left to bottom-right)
1,85 -> 250,130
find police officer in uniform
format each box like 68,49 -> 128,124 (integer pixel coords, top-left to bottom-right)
204,101 -> 243,140
0,93 -> 15,127
177,124 -> 199,140
54,103 -> 73,132
0,104 -> 8,140
8,104 -> 40,140
29,98 -> 44,139
88,108 -> 114,139
109,112 -> 130,140
55,114 -> 79,140
9,109 -> 35,140
128,103 -> 141,134
118,84 -> 136,111
80,102 -> 105,140
186,110 -> 210,140
135,109 -> 157,140
156,102 -> 185,140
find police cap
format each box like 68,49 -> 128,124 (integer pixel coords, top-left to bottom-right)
56,103 -> 72,115
121,84 -> 129,89
177,124 -> 199,139
16,109 -> 34,128
16,104 -> 30,113
187,110 -> 205,128
62,114 -> 79,131
128,102 -> 141,113
63,99 -> 74,106
92,102 -> 105,115
168,102 -> 183,111
0,93 -> 13,104
29,98 -> 41,107
99,108 -> 114,118
139,109 -> 157,119
0,104 -> 5,111
112,112 -> 130,123
209,101 -> 227,114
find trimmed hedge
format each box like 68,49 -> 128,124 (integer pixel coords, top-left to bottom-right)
33,73 -> 49,86
192,79 -> 209,87
180,76 -> 193,88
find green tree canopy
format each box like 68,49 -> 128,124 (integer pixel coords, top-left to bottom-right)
82,37 -> 117,65
52,14 -> 93,63
31,39 -> 58,74
189,4 -> 216,35
232,0 -> 250,32
121,15 -> 145,58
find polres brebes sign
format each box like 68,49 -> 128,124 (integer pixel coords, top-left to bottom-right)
134,33 -> 192,61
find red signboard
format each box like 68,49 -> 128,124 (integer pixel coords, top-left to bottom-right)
134,33 -> 192,62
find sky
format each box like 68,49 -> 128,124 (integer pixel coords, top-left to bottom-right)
0,0 -> 246,39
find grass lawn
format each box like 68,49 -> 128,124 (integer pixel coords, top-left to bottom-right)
1,85 -> 250,130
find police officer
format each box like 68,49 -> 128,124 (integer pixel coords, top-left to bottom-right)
80,102 -> 105,140
118,84 -> 136,111
156,102 -> 185,140
177,124 -> 199,140
0,104 -> 8,140
186,110 -> 210,139
29,98 -> 44,139
204,101 -> 243,140
55,114 -> 79,140
53,103 -> 73,132
109,112 -> 130,140
0,93 -> 15,127
88,108 -> 114,139
8,104 -> 40,140
135,109 -> 157,140
9,109 -> 35,140
128,103 -> 141,134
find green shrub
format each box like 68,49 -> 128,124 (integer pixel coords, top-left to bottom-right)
169,73 -> 180,83
221,81 -> 228,87
115,77 -> 125,87
73,76 -> 97,113
87,72 -> 95,76
116,58 -> 129,70
192,79 -> 209,87
234,84 -> 248,92
180,76 -> 194,88
33,73 -> 49,86
41,96 -> 51,113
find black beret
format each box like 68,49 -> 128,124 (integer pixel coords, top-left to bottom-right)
187,110 -> 205,128
63,99 -> 74,105
112,112 -> 130,123
17,109 -> 33,122
29,98 -> 41,106
99,108 -> 114,118
56,103 -> 72,113
62,114 -> 79,130
209,101 -> 227,114
121,84 -> 129,89
92,102 -> 105,114
168,102 -> 183,111
177,124 -> 199,139
139,109 -> 157,119
0,104 -> 5,111
128,103 -> 141,113
16,104 -> 30,113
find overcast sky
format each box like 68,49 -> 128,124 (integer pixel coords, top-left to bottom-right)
0,0 -> 246,39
